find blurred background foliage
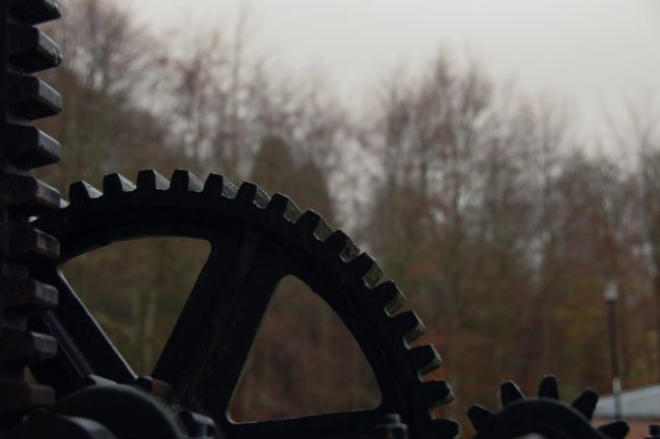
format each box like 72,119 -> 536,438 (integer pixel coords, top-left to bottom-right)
35,0 -> 660,431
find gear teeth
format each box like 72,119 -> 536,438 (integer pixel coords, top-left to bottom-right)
10,225 -> 59,261
409,345 -> 442,375
598,421 -> 629,439
0,330 -> 57,363
266,193 -> 302,223
372,281 -> 406,315
237,182 -> 270,208
467,405 -> 493,432
2,277 -> 58,310
7,174 -> 60,212
0,380 -> 54,413
203,173 -> 232,199
296,210 -> 321,233
137,169 -> 170,193
103,173 -> 136,195
348,253 -> 382,288
571,388 -> 598,420
5,125 -> 61,168
170,170 -> 203,193
9,0 -> 62,25
466,378 -> 625,438
429,419 -> 460,439
500,380 -> 525,406
69,181 -> 102,205
392,310 -> 425,343
537,375 -> 559,399
8,73 -> 61,119
418,380 -> 454,408
324,230 -> 360,262
296,210 -> 332,240
8,24 -> 62,73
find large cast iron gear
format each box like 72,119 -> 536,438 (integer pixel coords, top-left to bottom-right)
29,169 -> 459,439
468,376 -> 629,439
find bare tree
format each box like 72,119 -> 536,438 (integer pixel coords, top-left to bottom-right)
619,105 -> 660,381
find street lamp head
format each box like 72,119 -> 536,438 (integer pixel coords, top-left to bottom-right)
604,281 -> 618,302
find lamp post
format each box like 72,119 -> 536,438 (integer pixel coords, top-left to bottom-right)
604,281 -> 622,420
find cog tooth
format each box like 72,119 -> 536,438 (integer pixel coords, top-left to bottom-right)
296,210 -> 332,240
0,381 -> 54,413
10,226 -> 60,261
500,380 -> 525,406
392,310 -> 425,343
311,214 -> 332,240
324,230 -> 360,262
237,182 -> 270,208
372,281 -> 406,315
203,173 -> 237,199
2,277 -> 58,311
467,405 -> 493,433
0,330 -> 57,363
7,175 -> 60,212
266,193 -> 302,223
5,125 -> 61,168
537,375 -> 559,399
348,253 -> 382,288
68,181 -> 102,205
597,421 -> 629,439
8,73 -> 61,119
296,210 -> 321,233
409,345 -> 442,375
103,173 -> 135,195
8,24 -> 62,73
418,380 -> 454,409
9,0 -> 62,25
170,170 -> 203,193
137,169 -> 170,192
571,388 -> 598,420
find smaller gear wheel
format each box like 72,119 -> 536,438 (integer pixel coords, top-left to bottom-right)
468,376 -> 629,439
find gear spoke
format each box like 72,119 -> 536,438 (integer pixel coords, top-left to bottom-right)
153,235 -> 243,385
169,234 -> 289,418
30,269 -> 136,393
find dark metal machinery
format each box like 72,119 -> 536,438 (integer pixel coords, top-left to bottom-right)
0,1 -> 648,438
0,0 -> 63,430
468,377 -> 628,439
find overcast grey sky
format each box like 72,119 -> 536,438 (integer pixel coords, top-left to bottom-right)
119,0 -> 660,140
